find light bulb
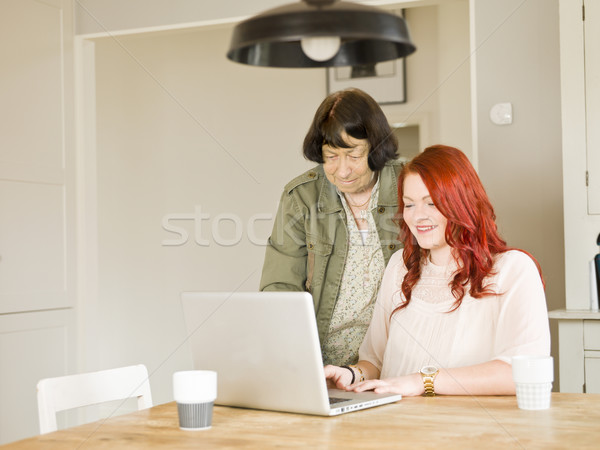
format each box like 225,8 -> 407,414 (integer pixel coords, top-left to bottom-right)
300,36 -> 341,62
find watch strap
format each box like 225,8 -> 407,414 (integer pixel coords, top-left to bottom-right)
420,366 -> 439,397
422,375 -> 436,396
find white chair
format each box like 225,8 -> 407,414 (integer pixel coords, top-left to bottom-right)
37,364 -> 153,434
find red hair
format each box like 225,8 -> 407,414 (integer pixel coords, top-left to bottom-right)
394,145 -> 543,313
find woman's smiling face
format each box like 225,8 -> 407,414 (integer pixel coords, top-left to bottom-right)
402,173 -> 451,265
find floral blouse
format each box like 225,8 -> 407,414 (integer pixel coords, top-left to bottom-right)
321,180 -> 386,366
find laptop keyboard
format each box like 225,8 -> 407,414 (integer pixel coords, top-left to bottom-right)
329,397 -> 348,405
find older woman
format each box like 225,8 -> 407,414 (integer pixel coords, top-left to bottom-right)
260,88 -> 403,366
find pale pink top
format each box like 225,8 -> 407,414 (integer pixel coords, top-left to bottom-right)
359,250 -> 550,378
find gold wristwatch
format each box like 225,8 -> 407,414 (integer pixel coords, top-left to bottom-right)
420,365 -> 439,396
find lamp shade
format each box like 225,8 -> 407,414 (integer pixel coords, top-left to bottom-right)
226,0 -> 416,68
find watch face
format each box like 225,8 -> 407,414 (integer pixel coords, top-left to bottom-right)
422,365 -> 438,376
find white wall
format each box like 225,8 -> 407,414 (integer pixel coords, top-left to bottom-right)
383,1 -> 472,156
92,24 -> 323,404
473,0 -> 564,381
88,3 -> 471,406
75,0 -> 283,36
437,1 -> 472,154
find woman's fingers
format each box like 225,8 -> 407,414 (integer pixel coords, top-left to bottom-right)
324,365 -> 352,389
346,378 -> 406,395
346,379 -> 387,392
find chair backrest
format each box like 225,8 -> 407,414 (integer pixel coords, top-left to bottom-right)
37,364 -> 153,434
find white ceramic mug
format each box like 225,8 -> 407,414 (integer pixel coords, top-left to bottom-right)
512,355 -> 553,410
173,370 -> 217,430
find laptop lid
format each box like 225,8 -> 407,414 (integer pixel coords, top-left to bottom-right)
180,291 -> 401,416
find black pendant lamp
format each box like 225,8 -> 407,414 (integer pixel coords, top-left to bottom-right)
227,0 -> 416,68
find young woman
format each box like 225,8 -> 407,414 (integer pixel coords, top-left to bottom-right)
324,145 -> 550,396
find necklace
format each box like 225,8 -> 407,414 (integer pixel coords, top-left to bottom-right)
344,193 -> 370,208
344,194 -> 371,224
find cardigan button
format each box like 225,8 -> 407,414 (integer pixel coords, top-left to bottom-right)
388,244 -> 396,250
378,207 -> 385,213
308,243 -> 315,250
308,172 -> 316,178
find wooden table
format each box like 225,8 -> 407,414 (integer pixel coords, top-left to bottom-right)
5,394 -> 600,448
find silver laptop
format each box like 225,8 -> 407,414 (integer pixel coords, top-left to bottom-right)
180,291 -> 401,416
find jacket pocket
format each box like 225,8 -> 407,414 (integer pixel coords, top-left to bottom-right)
305,235 -> 333,293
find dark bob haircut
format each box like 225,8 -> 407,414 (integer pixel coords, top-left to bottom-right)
303,88 -> 398,171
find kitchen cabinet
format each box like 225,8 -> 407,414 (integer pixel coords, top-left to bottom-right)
0,0 -> 76,444
553,0 -> 600,392
549,310 -> 600,393
585,0 -> 600,214
584,321 -> 600,392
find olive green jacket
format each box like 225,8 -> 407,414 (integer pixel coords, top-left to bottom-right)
259,161 -> 404,345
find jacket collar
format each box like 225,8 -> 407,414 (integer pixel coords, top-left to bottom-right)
316,166 -> 342,214
378,163 -> 400,207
